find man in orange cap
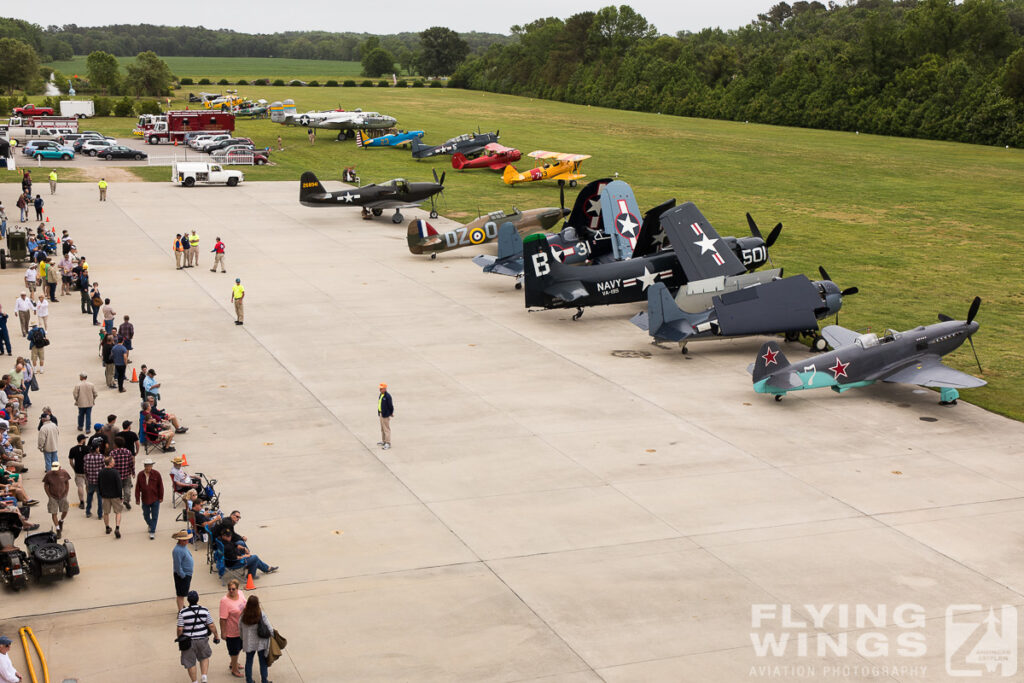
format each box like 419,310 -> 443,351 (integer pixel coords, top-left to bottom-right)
377,383 -> 394,450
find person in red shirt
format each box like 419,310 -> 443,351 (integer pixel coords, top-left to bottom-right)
210,237 -> 226,273
135,457 -> 164,540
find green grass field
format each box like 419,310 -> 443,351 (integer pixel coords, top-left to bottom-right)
10,86 -> 1024,420
47,56 -> 365,81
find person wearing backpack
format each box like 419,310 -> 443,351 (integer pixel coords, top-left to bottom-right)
28,323 -> 47,373
238,595 -> 273,683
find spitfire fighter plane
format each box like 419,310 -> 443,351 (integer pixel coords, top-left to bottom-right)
407,206 -> 567,258
503,151 -> 590,187
270,99 -> 397,141
452,143 -> 522,171
299,170 -> 444,223
750,298 -> 984,403
411,131 -> 499,160
355,129 -> 425,148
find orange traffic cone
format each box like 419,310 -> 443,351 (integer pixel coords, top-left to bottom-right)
130,367 -> 139,383
45,216 -> 49,222
180,453 -> 188,466
245,573 -> 255,590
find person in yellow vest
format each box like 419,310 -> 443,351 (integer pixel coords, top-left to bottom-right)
377,383 -> 394,450
231,278 -> 244,325
173,233 -> 185,270
49,169 -> 57,194
98,178 -> 107,201
188,229 -> 200,267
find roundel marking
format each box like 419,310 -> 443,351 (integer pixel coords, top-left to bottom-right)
469,227 -> 487,244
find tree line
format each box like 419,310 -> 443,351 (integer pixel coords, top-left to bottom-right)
452,1 -> 1024,147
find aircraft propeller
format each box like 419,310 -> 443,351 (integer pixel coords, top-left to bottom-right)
430,169 -> 447,218
746,213 -> 782,248
817,265 -> 859,325
940,297 -> 983,372
558,180 -> 566,214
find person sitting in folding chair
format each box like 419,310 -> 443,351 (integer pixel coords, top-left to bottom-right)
144,411 -> 175,452
218,527 -> 277,578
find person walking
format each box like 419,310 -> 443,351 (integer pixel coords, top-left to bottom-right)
188,229 -> 200,267
98,178 -> 107,201
181,233 -> 191,268
219,579 -> 247,678
16,191 -> 28,222
42,461 -> 71,537
98,455 -> 123,538
83,440 -> 104,519
33,195 -> 44,221
173,233 -> 185,270
172,529 -> 194,610
0,305 -> 10,356
34,295 -> 48,331
59,252 -> 72,296
28,322 -> 46,373
210,237 -> 226,273
68,433 -> 88,510
90,283 -> 102,326
239,595 -> 273,683
101,298 -> 116,333
111,336 -> 128,392
14,292 -> 34,337
377,382 -> 394,450
24,264 -> 38,296
44,259 -> 58,302
37,412 -> 59,471
73,372 -> 98,432
0,635 -> 23,683
110,436 -> 135,511
0,201 -> 7,238
101,334 -> 115,389
48,169 -> 57,194
231,279 -> 245,325
177,590 -> 220,683
117,316 -> 134,359
135,457 -> 163,539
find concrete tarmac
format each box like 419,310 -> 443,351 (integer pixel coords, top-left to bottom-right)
1,180 -> 1022,682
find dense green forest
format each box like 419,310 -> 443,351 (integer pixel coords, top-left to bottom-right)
453,0 -> 1024,146
0,18 -> 510,63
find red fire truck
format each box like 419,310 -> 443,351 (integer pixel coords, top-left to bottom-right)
145,111 -> 235,144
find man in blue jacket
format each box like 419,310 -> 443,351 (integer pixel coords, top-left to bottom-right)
377,383 -> 394,450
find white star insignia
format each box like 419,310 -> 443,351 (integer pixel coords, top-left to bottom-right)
694,234 -> 719,254
339,193 -> 360,203
636,267 -> 659,290
618,215 -> 639,237
587,198 -> 601,215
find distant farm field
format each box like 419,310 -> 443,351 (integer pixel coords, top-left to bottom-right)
15,85 -> 1024,420
47,56 -> 365,81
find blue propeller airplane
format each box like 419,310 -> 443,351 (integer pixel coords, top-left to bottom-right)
355,129 -> 425,148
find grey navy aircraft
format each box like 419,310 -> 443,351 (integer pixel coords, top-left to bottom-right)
270,99 -> 397,141
522,201 -> 778,320
750,297 -> 984,403
407,206 -> 568,258
299,170 -> 444,223
411,131 -> 499,160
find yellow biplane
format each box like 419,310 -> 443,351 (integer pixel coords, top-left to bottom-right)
502,150 -> 591,187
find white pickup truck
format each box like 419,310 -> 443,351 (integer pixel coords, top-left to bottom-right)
172,162 -> 244,187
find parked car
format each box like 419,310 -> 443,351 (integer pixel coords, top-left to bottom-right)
73,134 -> 115,152
187,133 -> 221,150
213,144 -> 263,157
29,142 -> 75,160
195,135 -> 232,151
172,162 -> 244,186
81,139 -> 115,156
206,137 -> 254,152
100,145 -> 148,160
60,131 -> 106,146
211,149 -> 269,165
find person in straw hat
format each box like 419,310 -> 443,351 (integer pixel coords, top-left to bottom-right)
172,528 -> 194,610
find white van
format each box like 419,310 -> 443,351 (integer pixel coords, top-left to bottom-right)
6,127 -> 76,146
172,162 -> 244,187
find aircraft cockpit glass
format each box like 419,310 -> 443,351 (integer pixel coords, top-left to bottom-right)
487,210 -> 506,220
855,333 -> 879,349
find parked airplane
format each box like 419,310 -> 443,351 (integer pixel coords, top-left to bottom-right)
411,131 -> 499,159
355,129 -> 425,148
452,143 -> 521,171
299,170 -> 444,223
407,207 -> 567,258
270,99 -> 397,140
751,298 -> 984,403
503,151 -> 590,186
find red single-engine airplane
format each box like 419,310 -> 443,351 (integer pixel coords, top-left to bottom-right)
452,143 -> 522,171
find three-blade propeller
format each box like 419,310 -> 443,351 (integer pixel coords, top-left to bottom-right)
746,213 -> 782,248
818,266 -> 859,297
939,297 -> 983,373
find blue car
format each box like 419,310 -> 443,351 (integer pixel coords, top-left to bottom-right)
26,141 -> 74,160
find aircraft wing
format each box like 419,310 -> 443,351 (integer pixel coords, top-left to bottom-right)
528,150 -> 591,162
545,281 -> 589,303
713,275 -> 821,336
821,325 -> 860,350
882,356 -> 987,389
364,200 -> 423,210
632,199 -> 676,257
474,254 -> 523,276
662,202 -> 747,280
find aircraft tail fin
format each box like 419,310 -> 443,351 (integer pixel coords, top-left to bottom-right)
495,222 -> 524,260
451,152 -> 468,169
406,219 -> 437,254
269,99 -> 296,124
522,232 -> 555,308
647,282 -> 695,341
751,341 -> 788,384
299,171 -> 326,203
410,139 -> 430,158
502,164 -> 519,185
355,130 -> 365,147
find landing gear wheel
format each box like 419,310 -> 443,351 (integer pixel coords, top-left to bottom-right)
371,208 -> 383,217
571,307 -> 584,321
812,335 -> 828,352
430,253 -> 437,260
784,331 -> 800,342
514,282 -> 522,290
569,180 -> 578,188
774,395 -> 784,402
680,344 -> 688,355
429,210 -> 438,219
336,130 -> 347,141
392,212 -> 404,224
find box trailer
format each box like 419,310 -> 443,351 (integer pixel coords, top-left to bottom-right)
59,100 -> 95,118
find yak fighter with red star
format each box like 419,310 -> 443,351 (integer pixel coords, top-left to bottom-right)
750,298 -> 984,403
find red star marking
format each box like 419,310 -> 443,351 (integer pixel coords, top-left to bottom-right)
762,348 -> 779,365
829,358 -> 850,379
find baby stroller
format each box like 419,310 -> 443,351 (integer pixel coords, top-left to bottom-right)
193,472 -> 220,509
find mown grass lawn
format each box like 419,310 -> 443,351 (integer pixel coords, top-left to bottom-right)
47,56 -> 366,81
12,85 -> 1024,420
